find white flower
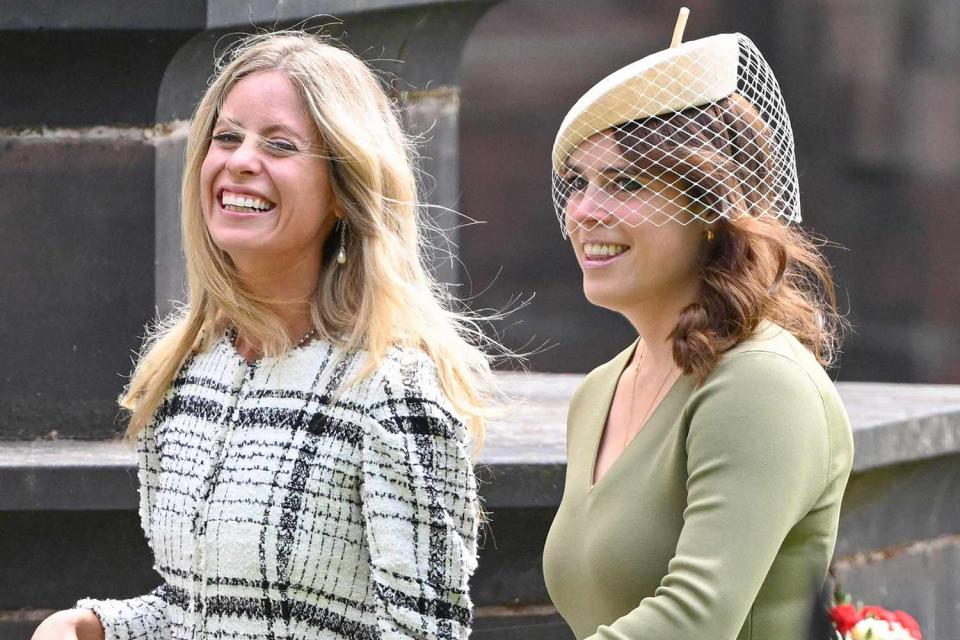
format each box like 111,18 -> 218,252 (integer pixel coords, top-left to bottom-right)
850,618 -> 914,640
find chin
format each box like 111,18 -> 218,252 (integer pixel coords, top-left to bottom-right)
209,228 -> 271,256
582,281 -> 630,313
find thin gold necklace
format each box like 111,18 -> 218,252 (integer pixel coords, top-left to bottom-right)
623,343 -> 677,451
229,327 -> 318,357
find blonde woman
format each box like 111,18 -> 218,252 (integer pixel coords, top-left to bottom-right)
542,22 -> 854,640
32,32 -> 491,640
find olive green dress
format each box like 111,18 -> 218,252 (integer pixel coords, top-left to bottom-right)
542,323 -> 854,640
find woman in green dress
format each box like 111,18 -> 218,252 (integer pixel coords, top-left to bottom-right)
541,21 -> 855,640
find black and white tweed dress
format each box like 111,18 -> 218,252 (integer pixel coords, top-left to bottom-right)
77,335 -> 479,639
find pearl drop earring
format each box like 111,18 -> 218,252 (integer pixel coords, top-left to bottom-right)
337,219 -> 347,265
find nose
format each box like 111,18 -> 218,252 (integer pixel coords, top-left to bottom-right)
566,185 -> 608,229
225,135 -> 262,176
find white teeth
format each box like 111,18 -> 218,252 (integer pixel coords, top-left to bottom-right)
221,191 -> 273,211
583,243 -> 628,258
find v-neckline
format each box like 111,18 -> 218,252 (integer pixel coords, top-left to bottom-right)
587,340 -> 688,493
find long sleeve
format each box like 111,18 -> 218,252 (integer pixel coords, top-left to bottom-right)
359,354 -> 479,640
76,421 -> 172,640
77,586 -> 171,640
587,351 -> 831,640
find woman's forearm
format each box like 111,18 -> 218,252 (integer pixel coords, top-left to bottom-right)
31,608 -> 104,640
74,609 -> 106,640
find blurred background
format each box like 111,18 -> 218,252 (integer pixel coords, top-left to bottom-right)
457,0 -> 960,382
2,0 -> 958,443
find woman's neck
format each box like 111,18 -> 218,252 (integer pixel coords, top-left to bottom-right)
621,281 -> 700,371
232,251 -> 321,346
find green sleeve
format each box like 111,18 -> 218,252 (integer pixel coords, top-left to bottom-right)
586,352 -> 831,640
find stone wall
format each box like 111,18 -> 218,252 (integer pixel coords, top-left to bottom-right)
3,378 -> 959,638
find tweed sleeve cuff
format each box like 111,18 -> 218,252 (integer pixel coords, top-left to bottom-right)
76,587 -> 171,640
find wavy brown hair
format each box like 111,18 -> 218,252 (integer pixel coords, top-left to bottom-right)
614,94 -> 845,380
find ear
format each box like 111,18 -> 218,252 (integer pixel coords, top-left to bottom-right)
330,189 -> 345,221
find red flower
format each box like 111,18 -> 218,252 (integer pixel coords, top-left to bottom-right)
830,604 -> 862,634
892,610 -> 922,640
861,605 -> 898,625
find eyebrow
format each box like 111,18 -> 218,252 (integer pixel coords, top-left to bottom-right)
215,116 -> 310,141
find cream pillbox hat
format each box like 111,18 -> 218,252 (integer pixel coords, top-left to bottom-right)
550,12 -> 800,231
551,33 -> 740,173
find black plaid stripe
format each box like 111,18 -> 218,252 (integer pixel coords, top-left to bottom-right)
78,338 -> 478,640
359,350 -> 477,639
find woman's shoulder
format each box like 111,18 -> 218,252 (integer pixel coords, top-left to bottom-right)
724,320 -> 816,362
368,344 -> 443,396
346,345 -> 461,428
161,334 -> 237,396
694,321 -> 849,432
715,321 -> 835,393
684,322 -> 853,501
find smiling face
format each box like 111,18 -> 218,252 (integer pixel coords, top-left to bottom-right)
199,70 -> 338,272
563,132 -> 706,314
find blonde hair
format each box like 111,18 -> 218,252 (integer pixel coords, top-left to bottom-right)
124,31 -> 497,447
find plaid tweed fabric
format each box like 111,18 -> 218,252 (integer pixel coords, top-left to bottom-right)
77,335 -> 478,640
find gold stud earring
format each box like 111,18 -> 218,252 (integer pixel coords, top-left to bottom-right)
705,228 -> 715,242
